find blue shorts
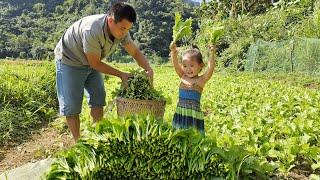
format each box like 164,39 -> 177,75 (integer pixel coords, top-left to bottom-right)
55,60 -> 106,116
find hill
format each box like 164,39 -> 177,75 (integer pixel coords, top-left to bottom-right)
0,0 -> 196,60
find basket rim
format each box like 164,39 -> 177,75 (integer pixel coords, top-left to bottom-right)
116,97 -> 166,103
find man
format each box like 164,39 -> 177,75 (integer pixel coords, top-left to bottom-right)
54,3 -> 153,141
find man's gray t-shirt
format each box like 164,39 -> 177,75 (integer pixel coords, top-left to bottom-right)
54,14 -> 132,67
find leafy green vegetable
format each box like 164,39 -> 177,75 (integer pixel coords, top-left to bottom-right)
200,19 -> 225,44
112,69 -> 165,100
209,25 -> 225,44
172,12 -> 193,43
45,117 -> 230,179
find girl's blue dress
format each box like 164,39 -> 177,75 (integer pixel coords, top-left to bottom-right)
173,82 -> 204,134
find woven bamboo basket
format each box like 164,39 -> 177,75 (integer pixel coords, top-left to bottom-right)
116,97 -> 166,119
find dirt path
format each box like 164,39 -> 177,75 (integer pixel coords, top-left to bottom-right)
0,124 -> 73,173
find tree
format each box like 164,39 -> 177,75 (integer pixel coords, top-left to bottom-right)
195,0 -> 276,20
128,0 -> 196,57
0,0 -> 197,60
33,3 -> 45,14
31,46 -> 47,60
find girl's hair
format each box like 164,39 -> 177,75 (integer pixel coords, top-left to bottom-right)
182,44 -> 203,65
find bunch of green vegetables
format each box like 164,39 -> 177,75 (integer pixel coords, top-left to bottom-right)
45,117 -> 230,179
172,12 -> 193,43
198,19 -> 225,45
195,18 -> 225,61
112,69 -> 165,100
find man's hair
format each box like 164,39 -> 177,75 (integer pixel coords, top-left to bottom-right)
108,3 -> 136,23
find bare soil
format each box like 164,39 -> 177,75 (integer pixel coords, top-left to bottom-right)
0,124 -> 73,173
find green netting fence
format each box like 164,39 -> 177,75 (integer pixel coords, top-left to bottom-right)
245,38 -> 320,74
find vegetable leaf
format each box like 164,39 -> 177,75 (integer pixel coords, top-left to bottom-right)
172,12 -> 193,43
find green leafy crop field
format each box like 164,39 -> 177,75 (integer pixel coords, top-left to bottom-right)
1,61 -> 319,178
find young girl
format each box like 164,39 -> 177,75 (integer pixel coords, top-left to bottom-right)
169,42 -> 216,135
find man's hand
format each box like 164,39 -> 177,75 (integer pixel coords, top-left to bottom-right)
120,72 -> 131,88
145,68 -> 154,87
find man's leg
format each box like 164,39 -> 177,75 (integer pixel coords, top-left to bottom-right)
85,68 -> 106,123
66,115 -> 80,141
56,60 -> 87,141
91,107 -> 103,123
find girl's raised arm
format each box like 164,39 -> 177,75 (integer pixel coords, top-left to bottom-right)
202,45 -> 216,83
170,42 -> 184,78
